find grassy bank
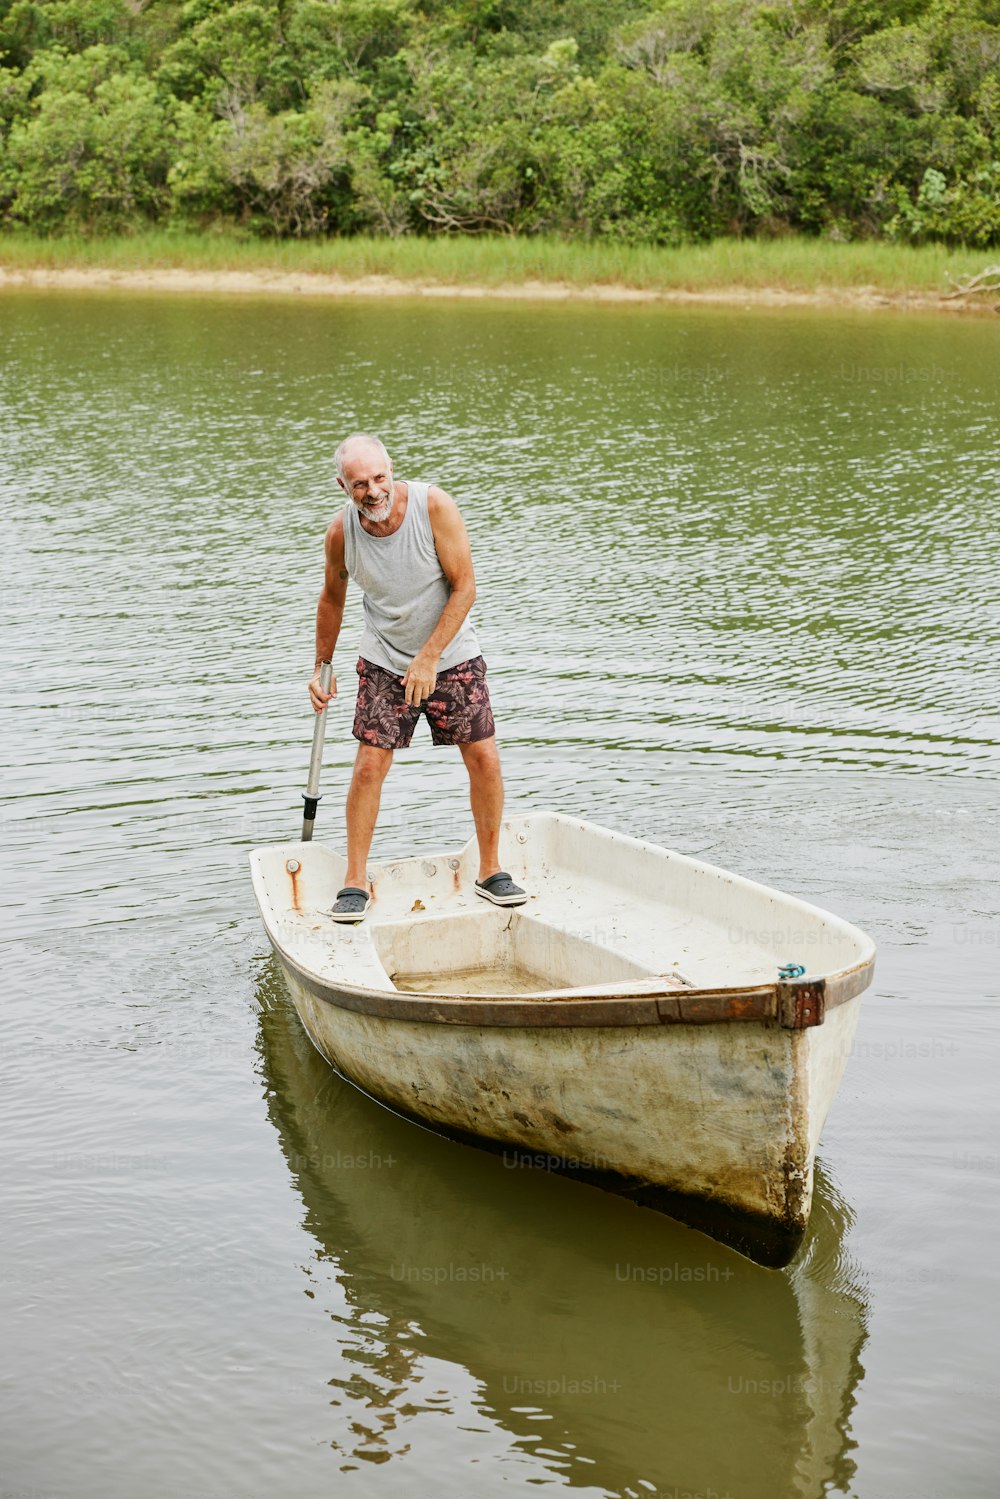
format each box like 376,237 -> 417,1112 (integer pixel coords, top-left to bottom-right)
0,231 -> 993,299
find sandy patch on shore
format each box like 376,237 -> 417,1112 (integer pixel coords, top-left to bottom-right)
0,261 -> 991,313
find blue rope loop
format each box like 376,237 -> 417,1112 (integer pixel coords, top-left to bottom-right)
778,962 -> 806,980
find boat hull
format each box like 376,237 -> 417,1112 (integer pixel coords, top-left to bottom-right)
257,991 -> 870,1495
274,956 -> 861,1268
251,812 -> 874,1267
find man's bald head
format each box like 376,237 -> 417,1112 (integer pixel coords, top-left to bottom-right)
336,432 -> 395,524
335,433 -> 391,483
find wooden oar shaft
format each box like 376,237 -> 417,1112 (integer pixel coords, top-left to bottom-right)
301,661 -> 333,842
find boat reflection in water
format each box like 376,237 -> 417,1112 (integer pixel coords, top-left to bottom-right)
256,964 -> 868,1498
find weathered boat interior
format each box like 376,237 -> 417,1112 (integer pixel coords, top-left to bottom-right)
254,811 -> 871,1000
374,909 -> 670,996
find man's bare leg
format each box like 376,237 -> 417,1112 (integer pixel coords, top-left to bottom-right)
459,736 -> 505,882
345,744 -> 393,888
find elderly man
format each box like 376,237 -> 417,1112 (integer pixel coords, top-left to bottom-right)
308,433 -> 527,922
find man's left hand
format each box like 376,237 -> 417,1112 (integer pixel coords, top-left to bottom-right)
402,651 -> 439,706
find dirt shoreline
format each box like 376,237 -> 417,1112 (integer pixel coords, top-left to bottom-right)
0,261 -> 991,313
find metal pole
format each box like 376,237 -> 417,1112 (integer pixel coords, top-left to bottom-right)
301,661 -> 333,841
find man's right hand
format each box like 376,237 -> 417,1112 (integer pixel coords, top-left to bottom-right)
308,671 -> 337,713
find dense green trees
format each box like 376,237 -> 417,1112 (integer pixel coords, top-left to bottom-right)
0,0 -> 998,242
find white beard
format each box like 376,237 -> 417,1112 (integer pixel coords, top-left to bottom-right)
359,487 -> 393,523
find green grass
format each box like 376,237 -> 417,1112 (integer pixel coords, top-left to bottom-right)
0,228 -> 993,295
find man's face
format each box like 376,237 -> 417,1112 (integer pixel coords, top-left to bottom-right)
339,447 -> 393,523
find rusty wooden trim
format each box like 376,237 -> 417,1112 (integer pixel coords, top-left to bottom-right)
290,958 -> 666,1026
278,944 -> 881,1031
777,979 -> 826,1029
656,988 -> 776,1025
280,947 -> 787,1029
824,955 -> 876,1010
776,954 -> 875,1026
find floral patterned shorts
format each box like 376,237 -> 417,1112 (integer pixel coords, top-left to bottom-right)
353,656 -> 496,750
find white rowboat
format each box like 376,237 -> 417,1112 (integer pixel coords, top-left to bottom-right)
249,812 -> 875,1267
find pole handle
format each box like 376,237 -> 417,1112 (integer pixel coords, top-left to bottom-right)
301,661 -> 333,842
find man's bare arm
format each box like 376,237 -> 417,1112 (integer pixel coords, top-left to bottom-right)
309,515 -> 349,712
402,487 -> 477,706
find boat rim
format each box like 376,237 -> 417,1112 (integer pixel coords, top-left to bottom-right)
249,811 -> 877,1029
259,919 -> 875,1030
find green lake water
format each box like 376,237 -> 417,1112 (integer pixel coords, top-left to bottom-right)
1,289 -> 998,1498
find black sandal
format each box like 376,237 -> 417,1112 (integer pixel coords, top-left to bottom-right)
474,871 -> 527,907
331,887 -> 371,923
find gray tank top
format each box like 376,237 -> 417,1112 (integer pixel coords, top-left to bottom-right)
342,481 -> 480,675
